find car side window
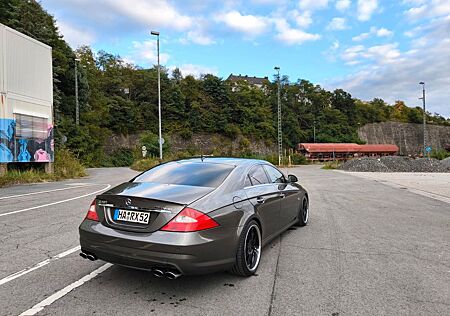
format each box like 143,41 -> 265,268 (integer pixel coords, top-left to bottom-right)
248,165 -> 269,186
264,165 -> 286,184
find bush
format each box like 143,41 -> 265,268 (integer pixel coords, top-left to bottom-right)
106,148 -> 134,167
139,131 -> 169,157
322,161 -> 341,170
290,153 -> 308,165
0,149 -> 86,187
430,149 -> 450,160
54,148 -> 87,178
131,157 -> 160,172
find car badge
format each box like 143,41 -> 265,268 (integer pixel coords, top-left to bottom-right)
125,198 -> 132,206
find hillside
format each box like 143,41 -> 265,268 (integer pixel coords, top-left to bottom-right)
358,122 -> 450,156
1,0 -> 449,167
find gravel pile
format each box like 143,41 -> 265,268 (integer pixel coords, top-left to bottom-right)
441,157 -> 450,169
340,156 -> 450,172
339,157 -> 389,172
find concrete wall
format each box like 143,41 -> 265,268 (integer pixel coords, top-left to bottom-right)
358,122 -> 450,156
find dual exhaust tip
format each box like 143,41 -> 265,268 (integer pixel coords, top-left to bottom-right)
152,268 -> 182,280
80,252 -> 181,279
79,252 -> 97,261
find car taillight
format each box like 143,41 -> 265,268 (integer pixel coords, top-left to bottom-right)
160,207 -> 219,232
85,199 -> 99,221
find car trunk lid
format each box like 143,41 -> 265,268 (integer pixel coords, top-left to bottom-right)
96,182 -> 214,233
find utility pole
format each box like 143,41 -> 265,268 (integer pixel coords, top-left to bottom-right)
151,31 -> 163,160
419,82 -> 426,157
313,120 -> 316,143
75,58 -> 80,126
274,66 -> 282,166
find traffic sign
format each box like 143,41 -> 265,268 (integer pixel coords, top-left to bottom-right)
425,146 -> 432,153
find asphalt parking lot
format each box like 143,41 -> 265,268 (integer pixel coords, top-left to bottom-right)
0,165 -> 449,316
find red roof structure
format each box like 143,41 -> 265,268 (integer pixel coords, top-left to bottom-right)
297,143 -> 399,161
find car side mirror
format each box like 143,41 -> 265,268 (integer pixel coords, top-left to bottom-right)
288,174 -> 298,183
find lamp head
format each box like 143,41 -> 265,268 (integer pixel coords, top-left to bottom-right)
151,31 -> 160,36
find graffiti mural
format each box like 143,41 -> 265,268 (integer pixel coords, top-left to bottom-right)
0,118 -> 54,163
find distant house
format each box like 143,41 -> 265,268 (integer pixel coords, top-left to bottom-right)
226,74 -> 269,91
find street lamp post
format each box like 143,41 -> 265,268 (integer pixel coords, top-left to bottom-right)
274,66 -> 282,166
151,30 -> 163,160
419,82 -> 426,157
75,58 -> 80,126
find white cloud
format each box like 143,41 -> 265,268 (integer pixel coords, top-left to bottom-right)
327,17 -> 348,30
404,0 -> 450,20
328,15 -> 450,117
274,18 -> 321,45
127,40 -> 170,66
405,5 -> 427,18
323,40 -> 340,61
352,32 -> 370,41
216,11 -> 270,36
292,10 -> 313,28
56,21 -> 95,48
336,0 -> 351,11
376,27 -> 393,37
364,43 -> 401,62
188,31 -> 215,45
352,26 -> 393,41
357,0 -> 378,21
169,64 -> 218,78
341,43 -> 401,65
104,0 -> 192,31
298,0 -> 329,11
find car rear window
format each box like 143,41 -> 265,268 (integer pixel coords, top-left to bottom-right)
133,162 -> 235,188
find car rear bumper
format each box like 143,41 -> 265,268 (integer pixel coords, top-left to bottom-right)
79,220 -> 238,275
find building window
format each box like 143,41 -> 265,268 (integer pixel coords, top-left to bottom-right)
15,114 -> 48,140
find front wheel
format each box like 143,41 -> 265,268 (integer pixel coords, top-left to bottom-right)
230,220 -> 262,277
295,195 -> 309,227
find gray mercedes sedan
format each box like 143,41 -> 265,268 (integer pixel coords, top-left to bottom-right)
79,158 -> 309,279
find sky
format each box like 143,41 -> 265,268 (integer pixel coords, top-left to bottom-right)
42,0 -> 450,117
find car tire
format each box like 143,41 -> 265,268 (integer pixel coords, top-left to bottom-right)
230,220 -> 262,277
295,195 -> 309,227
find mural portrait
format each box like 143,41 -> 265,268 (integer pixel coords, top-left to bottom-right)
0,119 -> 15,163
0,117 -> 54,163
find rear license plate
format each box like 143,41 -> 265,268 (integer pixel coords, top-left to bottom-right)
113,209 -> 150,224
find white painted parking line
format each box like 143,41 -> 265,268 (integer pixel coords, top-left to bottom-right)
0,246 -> 81,286
0,184 -> 111,217
0,184 -> 96,200
19,263 -> 112,316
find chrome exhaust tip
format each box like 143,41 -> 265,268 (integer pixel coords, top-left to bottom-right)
153,269 -> 164,278
79,252 -> 87,259
165,271 -> 182,280
86,254 -> 97,261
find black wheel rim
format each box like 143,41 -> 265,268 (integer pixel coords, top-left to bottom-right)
302,197 -> 309,223
244,225 -> 261,271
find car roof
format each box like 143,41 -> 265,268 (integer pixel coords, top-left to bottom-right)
174,157 -> 270,167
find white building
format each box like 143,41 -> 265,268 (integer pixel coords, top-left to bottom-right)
0,23 -> 54,174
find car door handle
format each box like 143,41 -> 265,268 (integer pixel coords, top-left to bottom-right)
256,197 -> 265,204
279,193 -> 286,198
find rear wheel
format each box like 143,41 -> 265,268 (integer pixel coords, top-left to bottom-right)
230,220 -> 262,276
295,195 -> 309,227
